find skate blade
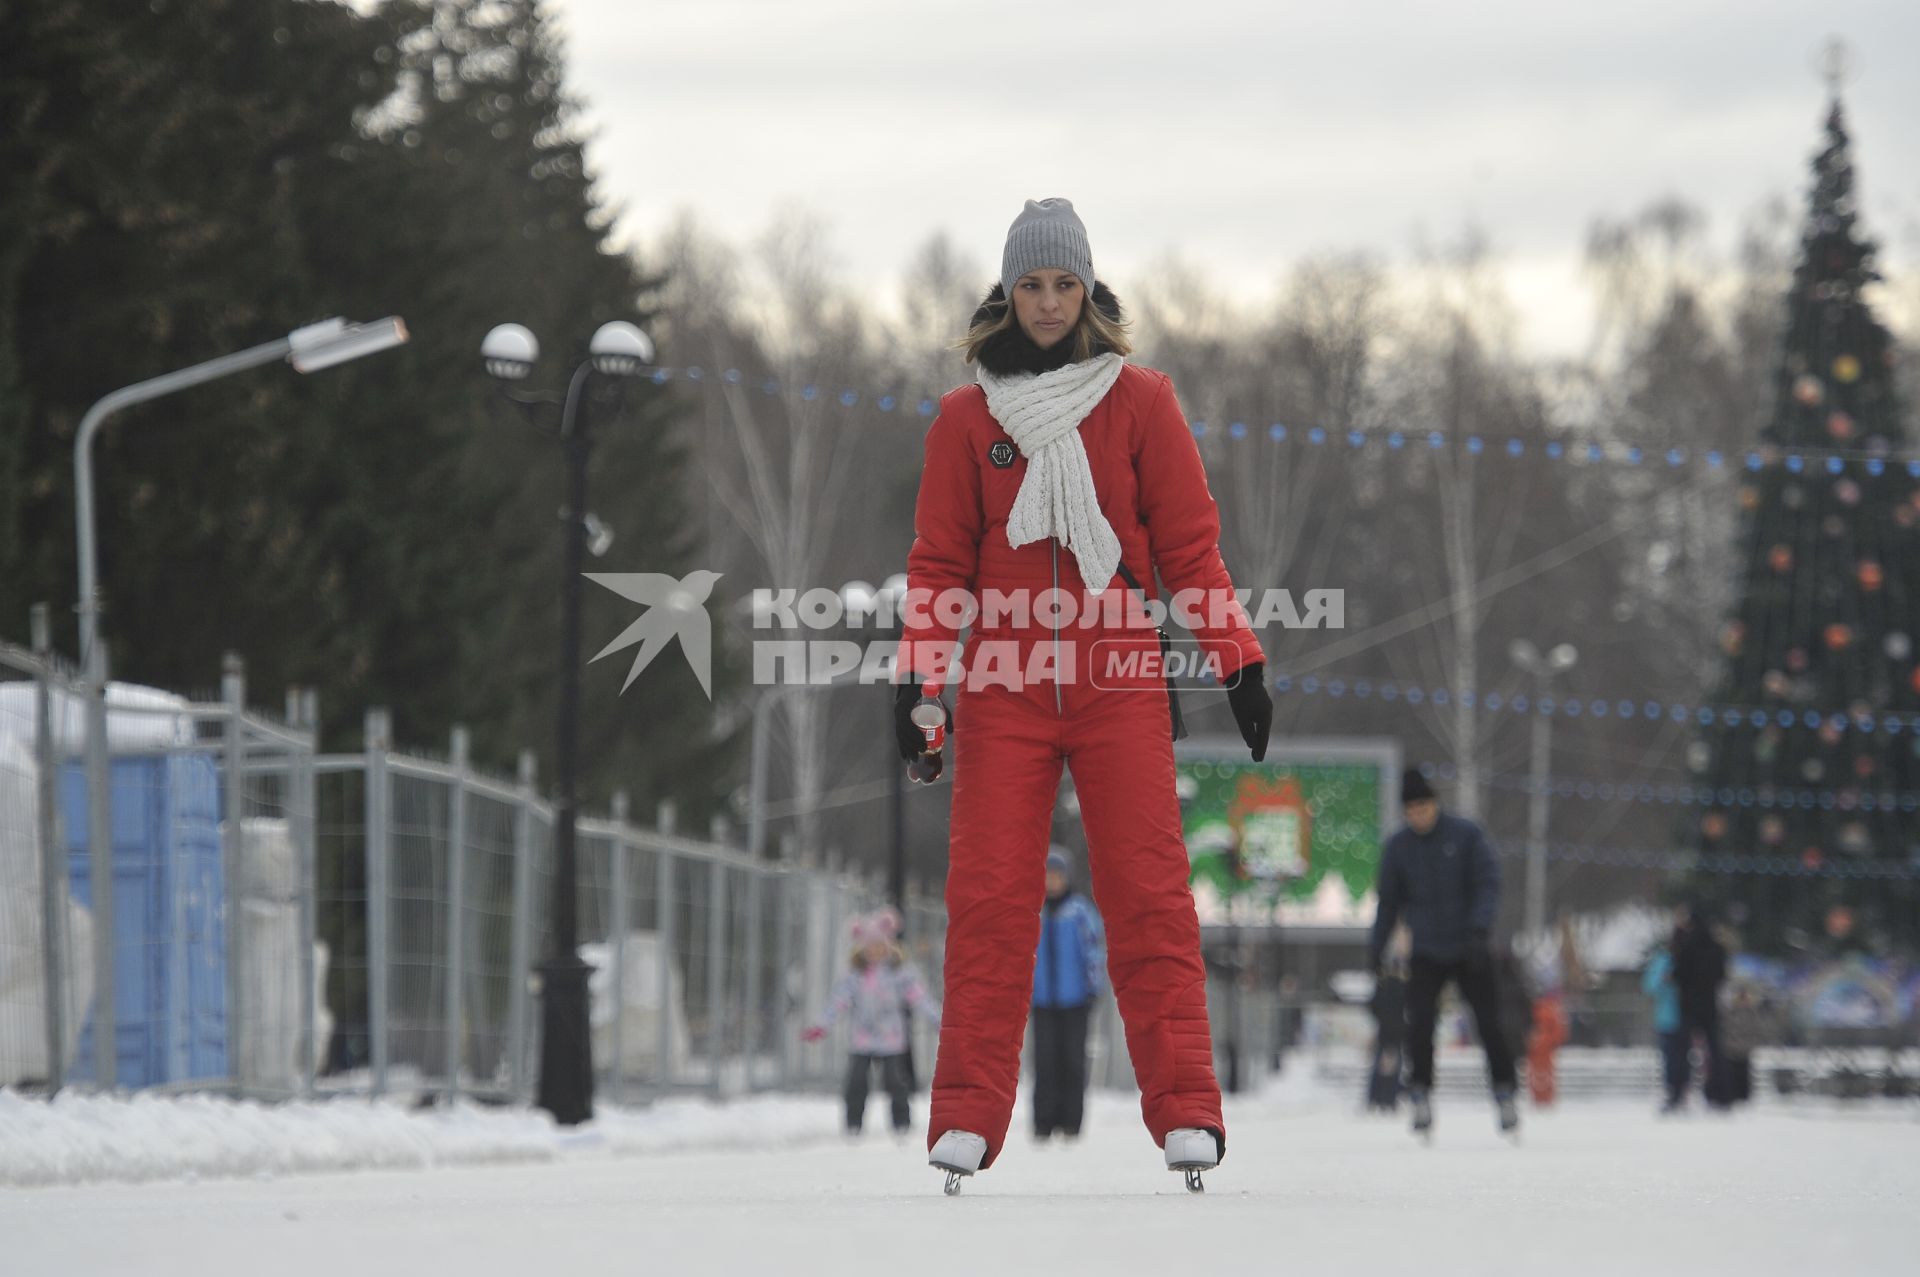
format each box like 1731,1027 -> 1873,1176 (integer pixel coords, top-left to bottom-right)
1181,1168 -> 1206,1194
941,1169 -> 966,1196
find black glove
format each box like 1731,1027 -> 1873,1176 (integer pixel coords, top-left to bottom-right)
894,682 -> 924,761
1225,662 -> 1272,761
893,681 -> 949,762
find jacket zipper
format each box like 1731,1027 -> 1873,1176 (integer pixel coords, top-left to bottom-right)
1050,539 -> 1064,715
1041,908 -> 1055,1008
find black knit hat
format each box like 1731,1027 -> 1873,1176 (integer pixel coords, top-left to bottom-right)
1401,767 -> 1436,804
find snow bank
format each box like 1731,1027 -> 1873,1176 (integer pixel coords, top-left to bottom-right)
0,1090 -> 557,1188
0,1089 -> 912,1189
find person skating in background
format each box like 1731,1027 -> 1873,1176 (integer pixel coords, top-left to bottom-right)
1366,925 -> 1412,1112
1720,981 -> 1777,1107
1643,932 -> 1687,1113
1368,767 -> 1520,1139
1031,847 -> 1107,1142
1673,903 -> 1729,1110
804,910 -> 942,1138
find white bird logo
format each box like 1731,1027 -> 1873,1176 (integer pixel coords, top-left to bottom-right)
585,570 -> 723,698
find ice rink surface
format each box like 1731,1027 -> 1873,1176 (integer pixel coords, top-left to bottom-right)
5,1093 -> 1915,1277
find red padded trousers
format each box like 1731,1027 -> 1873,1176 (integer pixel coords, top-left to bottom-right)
928,675 -> 1223,1169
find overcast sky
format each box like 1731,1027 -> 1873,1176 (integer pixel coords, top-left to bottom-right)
550,0 -> 1920,356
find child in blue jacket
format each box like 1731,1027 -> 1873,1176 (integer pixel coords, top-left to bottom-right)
1031,848 -> 1107,1140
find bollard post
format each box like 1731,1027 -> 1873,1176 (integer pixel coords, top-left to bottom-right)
222,654 -> 248,1093
443,727 -> 470,1099
364,708 -> 392,1097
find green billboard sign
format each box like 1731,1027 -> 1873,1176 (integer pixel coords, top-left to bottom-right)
1175,736 -> 1400,905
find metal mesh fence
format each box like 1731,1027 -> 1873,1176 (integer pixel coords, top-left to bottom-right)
0,636 -> 943,1110
0,639 -> 78,1092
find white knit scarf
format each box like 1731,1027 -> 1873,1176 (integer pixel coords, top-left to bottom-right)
977,352 -> 1126,592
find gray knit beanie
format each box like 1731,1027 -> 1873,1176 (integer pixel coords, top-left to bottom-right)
1001,198 -> 1094,297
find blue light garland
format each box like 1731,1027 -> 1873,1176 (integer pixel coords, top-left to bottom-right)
641,366 -> 1920,476
1268,669 -> 1920,736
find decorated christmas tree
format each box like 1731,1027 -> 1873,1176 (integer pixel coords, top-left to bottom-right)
1687,85 -> 1920,953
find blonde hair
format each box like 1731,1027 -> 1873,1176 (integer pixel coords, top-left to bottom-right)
851,940 -> 906,971
957,282 -> 1133,366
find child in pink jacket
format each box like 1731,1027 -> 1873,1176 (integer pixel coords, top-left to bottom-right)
805,909 -> 942,1135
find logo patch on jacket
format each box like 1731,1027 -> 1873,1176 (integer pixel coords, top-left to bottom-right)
989,441 -> 1016,469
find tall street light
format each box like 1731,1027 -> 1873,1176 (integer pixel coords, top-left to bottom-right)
482,319 -> 652,1125
72,314 -> 408,1089
1509,639 -> 1578,940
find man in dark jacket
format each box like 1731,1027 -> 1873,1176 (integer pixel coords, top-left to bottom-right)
1672,903 -> 1729,1108
1031,848 -> 1106,1140
1369,768 -> 1519,1137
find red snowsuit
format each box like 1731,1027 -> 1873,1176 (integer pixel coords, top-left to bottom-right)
898,361 -> 1262,1167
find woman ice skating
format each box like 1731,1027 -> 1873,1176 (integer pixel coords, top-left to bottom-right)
892,197 -> 1272,1193
802,909 -> 941,1138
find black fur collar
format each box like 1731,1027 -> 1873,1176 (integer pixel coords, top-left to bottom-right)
971,281 -> 1125,376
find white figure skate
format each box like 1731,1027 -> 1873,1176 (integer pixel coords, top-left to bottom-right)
1164,1127 -> 1219,1194
929,1130 -> 988,1196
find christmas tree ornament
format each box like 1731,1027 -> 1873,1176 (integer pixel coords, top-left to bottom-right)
1769,544 -> 1794,573
1834,479 -> 1861,506
1838,822 -> 1870,854
1857,560 -> 1884,590
1801,757 -> 1824,783
1786,646 -> 1809,673
1720,621 -> 1746,655
1701,812 -> 1728,840
1759,815 -> 1786,845
1781,484 -> 1805,510
1817,719 -> 1843,747
1762,670 -> 1790,699
1885,631 -> 1912,660
1801,847 -> 1824,871
1827,410 -> 1854,439
1823,623 -> 1852,650
1793,374 -> 1824,405
1853,754 -> 1875,779
1738,485 -> 1761,512
1833,353 -> 1861,382
1687,741 -> 1713,772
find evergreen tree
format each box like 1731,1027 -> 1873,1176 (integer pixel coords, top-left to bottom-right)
1688,92 -> 1920,953
0,0 -> 727,821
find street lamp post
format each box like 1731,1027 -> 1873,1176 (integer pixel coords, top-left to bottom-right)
72,315 -> 407,1089
482,320 -> 651,1126
1509,640 -> 1578,940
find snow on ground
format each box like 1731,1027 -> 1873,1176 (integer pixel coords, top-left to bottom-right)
0,1088 -> 874,1188
3,1081 -> 1916,1276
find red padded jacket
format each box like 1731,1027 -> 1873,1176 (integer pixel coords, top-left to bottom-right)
896,362 -> 1262,697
